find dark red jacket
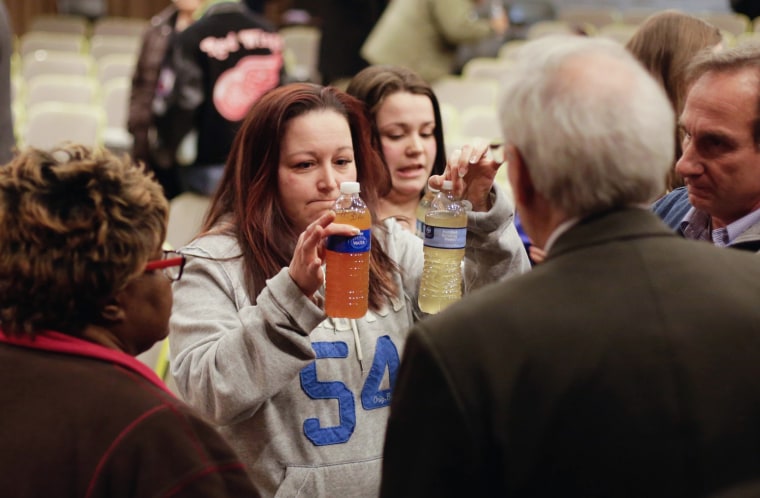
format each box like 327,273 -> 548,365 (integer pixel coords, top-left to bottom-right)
0,329 -> 260,498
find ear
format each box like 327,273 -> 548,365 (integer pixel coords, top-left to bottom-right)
506,145 -> 536,207
99,295 -> 127,324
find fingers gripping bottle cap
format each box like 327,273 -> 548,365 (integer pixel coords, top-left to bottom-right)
325,182 -> 372,318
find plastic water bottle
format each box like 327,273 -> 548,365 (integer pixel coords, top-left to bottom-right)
325,182 -> 371,318
415,184 -> 440,239
418,180 -> 467,313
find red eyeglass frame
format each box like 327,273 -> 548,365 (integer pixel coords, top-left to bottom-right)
144,256 -> 185,271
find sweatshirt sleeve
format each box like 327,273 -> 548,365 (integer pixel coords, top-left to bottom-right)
464,184 -> 532,291
168,235 -> 325,425
384,185 -> 530,316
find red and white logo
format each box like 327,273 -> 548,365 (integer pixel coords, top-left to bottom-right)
214,54 -> 282,121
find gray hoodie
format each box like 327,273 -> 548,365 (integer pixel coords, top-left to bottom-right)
169,185 -> 530,497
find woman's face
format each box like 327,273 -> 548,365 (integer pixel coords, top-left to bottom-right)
113,247 -> 173,356
278,110 -> 358,233
375,91 -> 437,199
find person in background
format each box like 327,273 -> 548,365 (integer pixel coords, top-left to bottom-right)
168,83 -> 529,497
0,144 -> 259,497
0,0 -> 14,164
361,0 -> 509,83
730,0 -> 760,21
153,0 -> 285,197
318,0 -> 388,87
243,0 -> 266,14
345,65 -> 447,231
380,35 -> 760,497
128,0 -> 202,199
652,42 -> 760,251
626,10 -> 722,192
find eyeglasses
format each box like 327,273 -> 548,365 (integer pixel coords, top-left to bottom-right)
144,250 -> 185,281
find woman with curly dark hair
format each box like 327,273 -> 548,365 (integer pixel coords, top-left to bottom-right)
0,144 -> 258,497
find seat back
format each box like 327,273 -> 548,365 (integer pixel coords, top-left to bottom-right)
620,9 -> 660,26
557,6 -> 621,30
526,20 -> 578,39
280,25 -> 321,82
92,16 -> 148,38
25,74 -> 99,106
89,34 -> 141,61
21,50 -> 95,80
19,32 -> 87,56
596,23 -> 640,45
432,77 -> 499,115
459,106 -> 502,143
28,14 -> 90,36
698,12 -> 750,36
101,77 -> 132,151
96,53 -> 137,86
166,192 -> 212,250
498,39 -> 528,60
461,57 -> 514,83
23,102 -> 104,150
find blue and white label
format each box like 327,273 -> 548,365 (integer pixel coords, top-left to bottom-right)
327,229 -> 371,253
424,225 -> 466,249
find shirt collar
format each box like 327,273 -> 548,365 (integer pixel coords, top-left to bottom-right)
544,217 -> 580,254
680,207 -> 760,245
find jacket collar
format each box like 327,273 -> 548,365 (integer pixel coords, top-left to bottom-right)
0,329 -> 173,395
548,207 -> 675,260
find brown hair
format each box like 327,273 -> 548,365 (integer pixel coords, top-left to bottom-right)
0,144 -> 168,337
684,40 -> 760,146
203,83 -> 399,311
346,65 -> 447,182
626,10 -> 722,189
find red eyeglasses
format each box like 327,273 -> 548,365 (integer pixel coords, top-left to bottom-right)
144,250 -> 186,281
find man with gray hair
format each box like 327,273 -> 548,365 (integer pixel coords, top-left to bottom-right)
654,42 -> 760,251
380,35 -> 760,498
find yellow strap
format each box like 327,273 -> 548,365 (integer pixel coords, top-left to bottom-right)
155,339 -> 171,380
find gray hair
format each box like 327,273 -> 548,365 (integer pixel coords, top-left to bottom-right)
499,35 -> 675,217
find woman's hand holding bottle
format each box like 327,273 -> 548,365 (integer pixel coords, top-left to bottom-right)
288,210 -> 361,299
428,140 -> 504,212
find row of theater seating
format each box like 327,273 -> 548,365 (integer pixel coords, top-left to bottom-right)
10,14 -> 146,152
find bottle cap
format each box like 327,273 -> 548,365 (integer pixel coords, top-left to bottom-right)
442,180 -> 454,190
340,181 -> 360,194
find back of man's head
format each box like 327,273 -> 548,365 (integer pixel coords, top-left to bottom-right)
499,36 -> 675,218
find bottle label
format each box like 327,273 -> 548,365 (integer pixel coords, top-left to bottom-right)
423,226 -> 466,249
327,229 -> 371,253
415,218 -> 425,239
